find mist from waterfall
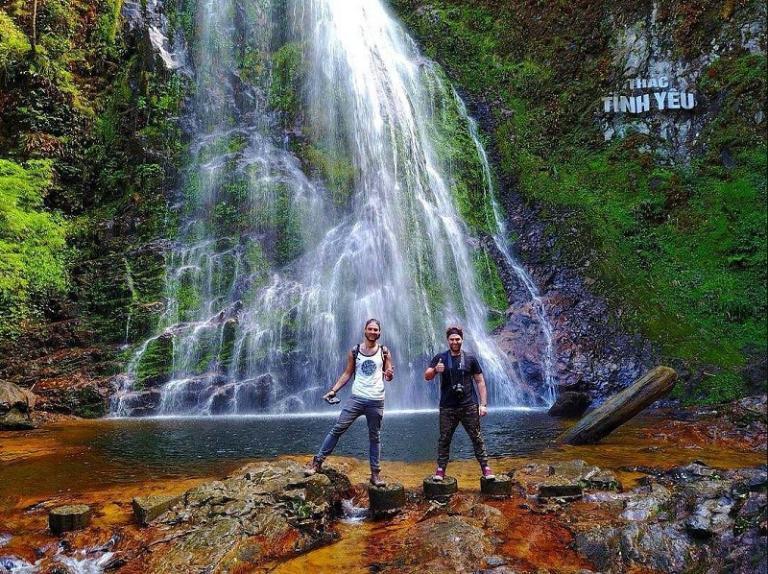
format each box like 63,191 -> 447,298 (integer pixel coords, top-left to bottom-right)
112,0 -> 556,416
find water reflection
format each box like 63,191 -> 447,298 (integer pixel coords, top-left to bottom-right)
1,410 -> 563,501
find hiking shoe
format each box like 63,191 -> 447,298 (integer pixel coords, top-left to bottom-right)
482,466 -> 496,480
432,467 -> 446,481
304,457 -> 322,476
369,471 -> 386,487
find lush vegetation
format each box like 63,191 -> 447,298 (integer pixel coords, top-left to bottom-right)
0,159 -> 67,336
0,0 -> 184,344
392,0 -> 767,403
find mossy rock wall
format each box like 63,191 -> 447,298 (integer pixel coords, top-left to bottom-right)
391,0 -> 767,403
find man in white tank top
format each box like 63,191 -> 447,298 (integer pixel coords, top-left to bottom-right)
305,319 -> 394,486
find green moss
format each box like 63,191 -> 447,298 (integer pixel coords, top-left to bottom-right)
429,69 -> 496,234
393,0 -> 767,403
176,273 -> 202,322
268,41 -> 303,125
97,0 -> 124,46
473,248 -> 508,330
0,9 -> 30,74
67,386 -> 107,418
245,242 -> 269,288
238,47 -> 266,86
0,159 -> 68,337
135,334 -> 174,388
296,143 -> 356,206
274,188 -> 304,264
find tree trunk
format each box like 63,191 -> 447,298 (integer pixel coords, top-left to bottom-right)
557,366 -> 678,445
31,0 -> 38,55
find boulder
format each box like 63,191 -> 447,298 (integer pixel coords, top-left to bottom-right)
235,374 -> 274,413
621,484 -> 672,522
0,380 -> 36,430
549,460 -> 621,491
547,391 -> 590,418
140,460 -> 350,573
574,526 -> 622,572
398,515 -> 494,572
620,522 -> 697,573
685,496 -> 735,538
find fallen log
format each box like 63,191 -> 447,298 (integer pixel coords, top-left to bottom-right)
557,366 -> 677,445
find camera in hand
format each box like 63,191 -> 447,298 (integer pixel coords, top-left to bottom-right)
325,395 -> 341,405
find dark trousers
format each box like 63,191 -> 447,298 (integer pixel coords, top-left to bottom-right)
437,404 -> 488,469
316,395 -> 384,471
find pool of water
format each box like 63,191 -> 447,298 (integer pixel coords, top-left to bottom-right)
1,408 -> 564,502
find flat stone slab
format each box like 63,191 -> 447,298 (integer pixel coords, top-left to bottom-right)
368,483 -> 405,518
480,475 -> 513,497
538,477 -> 584,501
49,504 -> 91,534
423,476 -> 458,499
132,494 -> 182,526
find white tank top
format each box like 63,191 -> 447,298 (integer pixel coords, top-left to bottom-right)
350,345 -> 385,400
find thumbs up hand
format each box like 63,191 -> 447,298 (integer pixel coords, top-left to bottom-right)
434,358 -> 445,374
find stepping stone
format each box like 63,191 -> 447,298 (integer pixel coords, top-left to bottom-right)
49,504 -> 91,534
132,494 -> 182,526
480,474 -> 513,497
423,476 -> 458,500
368,483 -> 405,519
537,477 -> 583,501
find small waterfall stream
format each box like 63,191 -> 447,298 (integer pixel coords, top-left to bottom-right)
112,0 -> 557,416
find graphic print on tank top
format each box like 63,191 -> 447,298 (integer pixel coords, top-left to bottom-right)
351,346 -> 385,400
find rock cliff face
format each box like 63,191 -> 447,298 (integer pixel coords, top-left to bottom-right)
0,1 -> 182,416
392,0 -> 767,403
0,1 -> 764,411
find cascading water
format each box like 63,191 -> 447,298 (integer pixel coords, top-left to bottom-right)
112,0 -> 556,416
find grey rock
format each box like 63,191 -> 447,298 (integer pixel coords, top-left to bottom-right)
620,522 -> 696,573
548,391 -> 590,418
0,380 -> 36,430
621,483 -> 672,521
685,496 -> 735,538
574,526 -> 621,572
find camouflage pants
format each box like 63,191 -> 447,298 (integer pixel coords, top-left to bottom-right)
437,404 -> 488,469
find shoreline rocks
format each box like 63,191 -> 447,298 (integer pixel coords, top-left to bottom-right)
0,380 -> 37,430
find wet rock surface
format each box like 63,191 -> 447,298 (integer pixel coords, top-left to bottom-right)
3,453 -> 768,574
0,380 -> 36,430
573,461 -> 768,573
547,390 -> 590,418
137,461 -> 352,573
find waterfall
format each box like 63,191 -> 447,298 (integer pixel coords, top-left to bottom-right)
112,0 -> 556,416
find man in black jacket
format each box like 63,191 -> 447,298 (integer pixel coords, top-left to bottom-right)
424,325 -> 494,481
